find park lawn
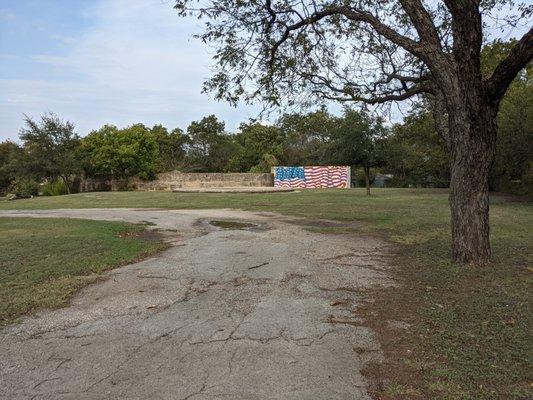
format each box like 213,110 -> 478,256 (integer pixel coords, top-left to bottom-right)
0,188 -> 531,399
0,217 -> 166,327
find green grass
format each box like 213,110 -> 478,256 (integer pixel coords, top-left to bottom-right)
0,188 -> 531,398
0,188 -> 450,232
0,217 -> 165,326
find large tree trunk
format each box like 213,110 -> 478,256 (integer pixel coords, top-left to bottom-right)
448,104 -> 498,265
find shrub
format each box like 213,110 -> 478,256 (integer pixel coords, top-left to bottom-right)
41,179 -> 69,196
8,178 -> 39,197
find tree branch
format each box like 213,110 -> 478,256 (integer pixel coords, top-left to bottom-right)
340,6 -> 426,59
312,81 -> 433,104
267,6 -> 341,67
265,3 -> 429,68
398,0 -> 442,50
484,27 -> 533,103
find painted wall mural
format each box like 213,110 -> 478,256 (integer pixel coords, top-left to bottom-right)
273,166 -> 350,188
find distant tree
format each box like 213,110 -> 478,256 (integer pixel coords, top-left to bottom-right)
227,123 -> 284,172
277,108 -> 334,166
482,41 -> 533,194
0,141 -> 24,193
212,135 -> 239,172
327,109 -> 388,195
82,124 -> 159,180
186,115 -> 224,159
186,115 -> 235,172
19,113 -> 81,193
385,111 -> 449,188
80,125 -> 113,178
151,125 -> 188,172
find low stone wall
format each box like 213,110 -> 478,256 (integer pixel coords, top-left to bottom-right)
135,171 -> 273,191
79,177 -> 131,192
80,171 -> 274,192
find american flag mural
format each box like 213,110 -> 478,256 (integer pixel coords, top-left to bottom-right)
273,166 -> 350,189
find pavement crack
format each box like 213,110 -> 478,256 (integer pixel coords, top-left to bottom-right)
83,337 -> 153,393
48,356 -> 72,371
32,377 -> 60,389
181,369 -> 211,400
182,383 -> 206,400
137,274 -> 181,280
248,261 -> 269,270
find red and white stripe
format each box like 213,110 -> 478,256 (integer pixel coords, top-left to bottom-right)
274,178 -> 306,188
304,166 -> 347,188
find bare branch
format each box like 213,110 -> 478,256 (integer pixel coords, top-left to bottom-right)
339,6 -> 427,59
264,3 -> 431,70
312,81 -> 433,104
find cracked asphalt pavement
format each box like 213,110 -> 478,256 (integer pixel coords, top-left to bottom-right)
0,209 -> 395,400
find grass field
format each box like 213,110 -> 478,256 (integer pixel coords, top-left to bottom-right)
1,188 -> 531,399
0,217 -> 165,327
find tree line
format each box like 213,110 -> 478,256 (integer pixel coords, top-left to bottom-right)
1,66 -> 530,197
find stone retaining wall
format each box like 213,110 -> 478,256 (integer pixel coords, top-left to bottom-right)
80,171 -> 274,192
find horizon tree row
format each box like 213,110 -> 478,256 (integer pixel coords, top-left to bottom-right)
1,83 -> 530,197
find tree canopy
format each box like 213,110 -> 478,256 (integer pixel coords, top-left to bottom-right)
82,124 -> 159,181
18,113 -> 82,193
174,0 -> 531,110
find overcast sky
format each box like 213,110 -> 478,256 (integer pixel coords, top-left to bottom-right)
1,1 -> 529,142
0,0 -> 264,141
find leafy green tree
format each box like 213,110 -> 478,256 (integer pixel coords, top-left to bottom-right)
492,69 -> 533,194
327,109 -> 388,195
18,113 -> 81,193
151,125 -> 188,172
227,123 -> 284,172
186,115 -> 235,172
385,111 -> 449,188
277,108 -> 334,166
0,141 -> 24,193
80,125 -> 114,178
482,41 -> 533,194
82,124 -> 159,180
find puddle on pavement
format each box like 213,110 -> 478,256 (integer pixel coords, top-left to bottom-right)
207,220 -> 260,230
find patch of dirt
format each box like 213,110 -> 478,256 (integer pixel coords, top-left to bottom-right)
136,228 -> 168,243
137,220 -> 157,226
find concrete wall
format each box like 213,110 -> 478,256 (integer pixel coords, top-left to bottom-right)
80,171 -> 274,192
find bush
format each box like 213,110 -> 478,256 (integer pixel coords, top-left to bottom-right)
41,180 -> 69,196
8,178 -> 39,197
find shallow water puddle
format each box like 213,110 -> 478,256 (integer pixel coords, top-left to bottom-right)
208,220 -> 259,230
